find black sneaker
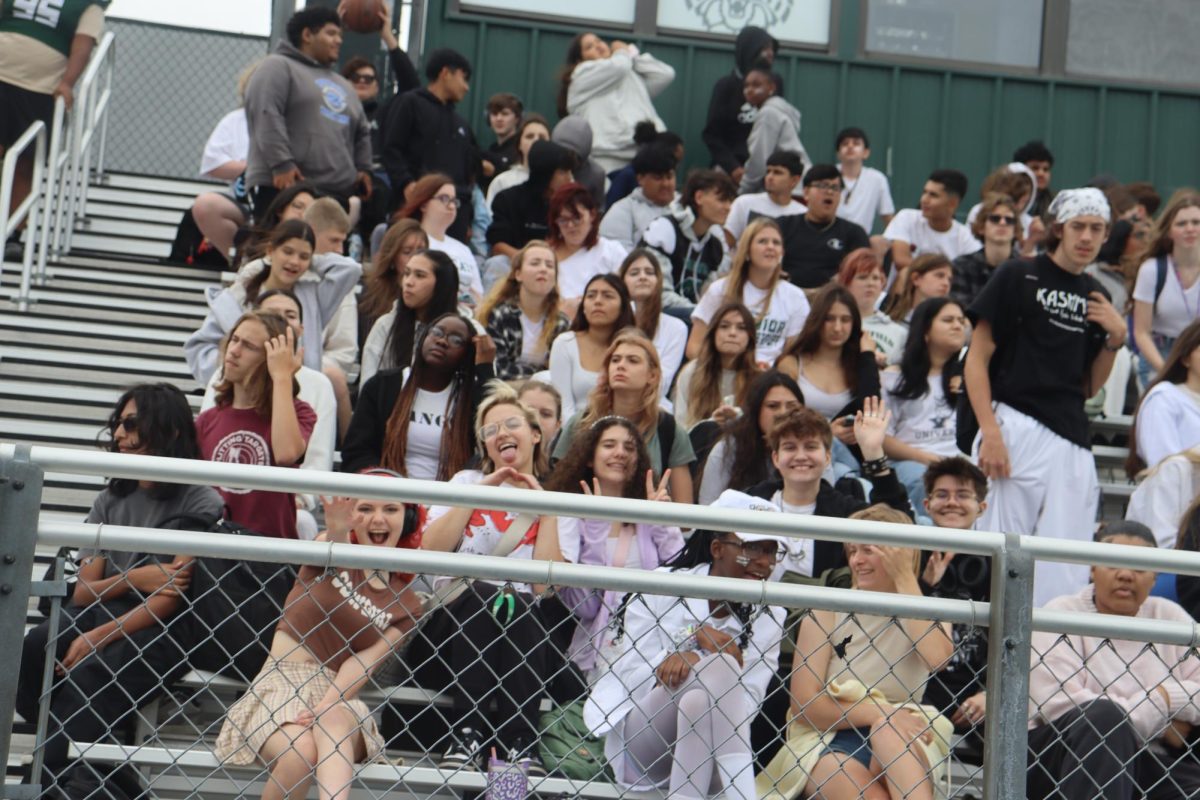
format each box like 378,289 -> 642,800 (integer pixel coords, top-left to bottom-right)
438,727 -> 484,772
507,737 -> 546,778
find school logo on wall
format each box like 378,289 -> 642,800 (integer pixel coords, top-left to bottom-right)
681,0 -> 792,34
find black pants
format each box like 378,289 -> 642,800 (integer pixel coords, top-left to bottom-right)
1027,699 -> 1200,799
17,604 -> 188,793
405,582 -> 573,745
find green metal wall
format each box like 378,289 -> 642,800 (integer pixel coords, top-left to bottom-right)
424,0 -> 1200,222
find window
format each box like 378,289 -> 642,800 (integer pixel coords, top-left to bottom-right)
864,0 -> 1043,69
460,0 -> 636,26
656,0 -> 831,46
1066,0 -> 1200,87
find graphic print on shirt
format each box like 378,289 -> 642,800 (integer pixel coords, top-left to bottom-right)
209,430 -> 271,494
315,78 -> 350,125
758,317 -> 787,350
463,509 -> 540,548
332,570 -> 395,631
1033,281 -> 1089,334
12,0 -> 63,25
410,407 -> 445,427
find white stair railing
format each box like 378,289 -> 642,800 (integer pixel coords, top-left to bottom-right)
0,120 -> 47,312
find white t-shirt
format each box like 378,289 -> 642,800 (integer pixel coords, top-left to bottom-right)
1133,256 -> 1200,338
200,109 -> 249,180
883,208 -> 979,262
837,165 -> 895,234
882,371 -> 960,458
773,491 -> 816,579
726,192 -> 807,241
426,469 -> 581,592
428,233 -> 484,308
548,331 -> 601,420
692,277 -> 810,364
652,312 -> 688,397
519,312 -> 546,365
405,384 -> 453,480
558,238 -> 628,299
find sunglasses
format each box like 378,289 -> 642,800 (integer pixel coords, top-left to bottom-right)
987,214 -> 1016,226
111,415 -> 138,434
478,415 -> 526,442
721,538 -> 785,563
351,73 -> 377,85
427,325 -> 468,348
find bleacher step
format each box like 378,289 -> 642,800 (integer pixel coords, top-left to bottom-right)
100,172 -> 220,197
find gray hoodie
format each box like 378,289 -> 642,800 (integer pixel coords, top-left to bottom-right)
553,116 -> 608,211
598,187 -> 678,251
244,41 -> 371,197
739,95 -> 811,194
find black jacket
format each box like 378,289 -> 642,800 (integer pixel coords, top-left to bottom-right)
487,140 -> 573,250
746,470 -> 914,577
702,27 -> 780,173
364,48 -> 422,169
381,88 -> 478,203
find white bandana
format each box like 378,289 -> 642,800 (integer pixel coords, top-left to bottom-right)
1048,187 -> 1111,224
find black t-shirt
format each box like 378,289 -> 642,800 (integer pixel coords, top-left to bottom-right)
967,254 -> 1108,447
772,213 -> 870,288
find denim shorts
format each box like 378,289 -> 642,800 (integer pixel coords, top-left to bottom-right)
821,725 -> 873,769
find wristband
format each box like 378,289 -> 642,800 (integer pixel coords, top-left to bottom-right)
861,456 -> 890,477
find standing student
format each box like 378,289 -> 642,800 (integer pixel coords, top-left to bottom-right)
966,188 -> 1126,606
738,62 -> 811,195
702,25 -> 779,182
342,313 -> 493,477
620,249 -> 688,394
725,150 -> 806,242
548,273 -> 637,419
394,173 -> 484,308
1130,192 -> 1200,387
674,302 -> 761,430
688,218 -> 811,365
196,311 -> 316,539
838,248 -> 907,365
477,240 -> 569,380
950,192 -> 1021,309
598,143 -> 678,251
548,182 -> 628,314
884,169 -> 979,273
835,126 -> 895,234
773,164 -> 871,289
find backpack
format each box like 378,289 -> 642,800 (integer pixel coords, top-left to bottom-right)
537,698 -> 611,781
1126,254 -> 1169,357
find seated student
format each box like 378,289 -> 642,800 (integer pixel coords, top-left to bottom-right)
413,383 -> 578,774
1128,320 -> 1200,475
598,143 -> 678,251
487,139 -> 576,259
726,150 -> 806,242
553,329 -> 696,502
884,253 -> 953,332
1127,446 -> 1200,553
965,163 -> 1039,234
607,123 -> 684,207
484,113 -> 551,207
698,370 -> 804,505
640,168 -> 736,310
303,198 -> 358,437
838,248 -> 908,366
1027,524 -> 1200,799
774,164 -> 871,289
835,126 -> 895,234
200,290 -> 336,539
185,219 -> 361,385
674,302 -> 762,430
394,173 -> 484,308
477,240 -> 569,380
620,248 -> 688,394
481,91 -> 522,183
585,491 -> 787,800
548,182 -> 628,313
688,218 -> 811,365
884,169 -> 979,273
359,219 -> 430,350
17,384 -> 223,795
918,458 -> 992,754
214,488 -> 423,798
1171,502 -> 1200,618
553,116 -> 608,211
738,62 -> 811,195
1086,218 -> 1140,317
343,313 -> 493,476
196,311 -> 316,539
545,415 -> 685,678
360,249 -> 462,384
882,297 -> 968,515
235,182 -> 316,264
549,273 -> 637,419
518,379 -> 563,446
758,505 -> 953,800
951,192 -> 1022,309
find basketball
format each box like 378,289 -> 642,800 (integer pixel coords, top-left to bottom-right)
341,0 -> 384,34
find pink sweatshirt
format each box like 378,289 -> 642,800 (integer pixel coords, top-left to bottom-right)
1028,586 -> 1200,741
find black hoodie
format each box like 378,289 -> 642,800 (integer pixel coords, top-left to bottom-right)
381,87 -> 478,205
487,140 -> 574,250
702,26 -> 780,174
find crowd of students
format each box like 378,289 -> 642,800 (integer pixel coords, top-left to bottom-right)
19,5 -> 1200,799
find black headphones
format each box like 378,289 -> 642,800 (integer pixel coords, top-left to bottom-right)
358,468 -> 420,538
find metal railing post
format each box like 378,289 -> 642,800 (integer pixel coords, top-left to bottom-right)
0,446 -> 46,780
982,532 -> 1034,800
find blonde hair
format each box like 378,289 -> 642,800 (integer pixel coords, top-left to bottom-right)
303,197 -> 351,236
473,381 -> 549,476
724,217 -> 784,319
845,505 -> 920,586
213,310 -> 299,417
476,240 -> 562,358
580,328 -> 662,434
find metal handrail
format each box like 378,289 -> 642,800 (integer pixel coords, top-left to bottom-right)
0,121 -> 47,312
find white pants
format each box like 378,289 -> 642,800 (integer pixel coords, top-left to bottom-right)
974,403 -> 1099,607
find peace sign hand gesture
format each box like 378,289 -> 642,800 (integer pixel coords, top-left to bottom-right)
646,469 -> 671,502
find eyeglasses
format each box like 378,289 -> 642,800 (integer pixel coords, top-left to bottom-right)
556,215 -> 586,228
427,325 -> 468,348
986,214 -> 1016,226
478,415 -> 526,442
111,415 -> 138,434
720,538 -> 785,563
808,181 -> 843,193
433,194 -> 461,209
929,489 -> 980,503
351,73 -> 377,85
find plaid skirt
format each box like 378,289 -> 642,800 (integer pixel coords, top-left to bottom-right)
214,658 -> 384,766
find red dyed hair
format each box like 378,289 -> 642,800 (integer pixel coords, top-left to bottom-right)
546,182 -> 600,249
836,247 -> 884,286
